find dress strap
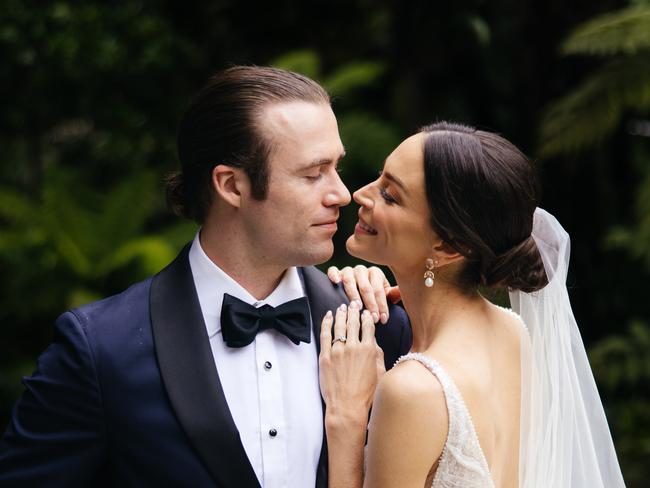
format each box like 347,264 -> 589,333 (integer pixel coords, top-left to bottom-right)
394,353 -> 465,421
495,305 -> 528,331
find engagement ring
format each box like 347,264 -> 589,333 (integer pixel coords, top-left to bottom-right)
331,336 -> 347,345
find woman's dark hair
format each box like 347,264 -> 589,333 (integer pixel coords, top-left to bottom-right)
168,66 -> 330,223
420,121 -> 547,292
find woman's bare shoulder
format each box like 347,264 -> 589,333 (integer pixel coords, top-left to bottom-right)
373,357 -> 448,432
365,358 -> 449,487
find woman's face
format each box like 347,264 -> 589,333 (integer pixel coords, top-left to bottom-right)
346,133 -> 437,272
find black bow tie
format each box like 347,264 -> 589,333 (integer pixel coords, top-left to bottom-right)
220,293 -> 312,348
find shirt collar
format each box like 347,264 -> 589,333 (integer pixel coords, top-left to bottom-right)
188,231 -> 306,337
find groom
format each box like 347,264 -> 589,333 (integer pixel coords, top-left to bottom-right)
0,66 -> 411,487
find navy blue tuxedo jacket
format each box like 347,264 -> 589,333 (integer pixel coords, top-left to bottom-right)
0,246 -> 411,487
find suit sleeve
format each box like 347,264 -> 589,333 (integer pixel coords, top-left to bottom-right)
376,303 -> 412,370
0,311 -> 106,486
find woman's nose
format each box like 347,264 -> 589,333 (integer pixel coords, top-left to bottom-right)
353,183 -> 374,209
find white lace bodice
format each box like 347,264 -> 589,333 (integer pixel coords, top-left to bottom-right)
394,353 -> 496,488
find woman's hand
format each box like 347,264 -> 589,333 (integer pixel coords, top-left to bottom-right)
319,301 -> 385,488
319,301 -> 386,425
327,265 -> 401,325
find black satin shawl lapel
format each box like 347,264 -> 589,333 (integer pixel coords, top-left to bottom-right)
299,266 -> 349,354
150,245 -> 260,488
299,266 -> 350,488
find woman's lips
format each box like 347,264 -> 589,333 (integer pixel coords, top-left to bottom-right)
355,217 -> 378,235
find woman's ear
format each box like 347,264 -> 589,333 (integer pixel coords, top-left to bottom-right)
432,239 -> 466,266
211,164 -> 248,208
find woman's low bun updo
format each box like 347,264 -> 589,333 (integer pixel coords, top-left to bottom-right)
480,236 -> 548,293
420,121 -> 548,293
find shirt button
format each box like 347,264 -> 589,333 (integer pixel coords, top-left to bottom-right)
269,428 -> 278,438
264,361 -> 272,370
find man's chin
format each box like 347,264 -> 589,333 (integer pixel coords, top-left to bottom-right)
295,242 -> 334,267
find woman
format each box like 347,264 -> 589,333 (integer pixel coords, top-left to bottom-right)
319,122 -> 626,487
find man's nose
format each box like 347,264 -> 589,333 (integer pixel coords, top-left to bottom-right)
324,172 -> 351,207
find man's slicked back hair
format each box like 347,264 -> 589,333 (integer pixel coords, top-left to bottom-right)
168,66 -> 330,223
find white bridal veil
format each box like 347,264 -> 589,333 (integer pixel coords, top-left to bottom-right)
510,208 -> 626,488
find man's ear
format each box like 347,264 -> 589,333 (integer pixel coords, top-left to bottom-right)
211,164 -> 248,208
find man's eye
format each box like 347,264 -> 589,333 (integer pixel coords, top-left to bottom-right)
306,173 -> 322,181
379,187 -> 397,204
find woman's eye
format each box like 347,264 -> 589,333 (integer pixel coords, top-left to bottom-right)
379,187 -> 397,204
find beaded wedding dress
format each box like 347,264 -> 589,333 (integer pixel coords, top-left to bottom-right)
394,352 -> 496,488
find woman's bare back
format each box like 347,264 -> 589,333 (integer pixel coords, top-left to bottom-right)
422,302 -> 525,488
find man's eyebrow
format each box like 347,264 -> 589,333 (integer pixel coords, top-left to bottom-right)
299,150 -> 347,170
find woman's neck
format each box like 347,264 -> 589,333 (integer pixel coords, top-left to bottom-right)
392,267 -> 484,351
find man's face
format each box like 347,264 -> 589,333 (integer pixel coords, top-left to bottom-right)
241,101 -> 351,267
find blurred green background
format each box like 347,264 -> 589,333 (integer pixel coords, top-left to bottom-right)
1,0 -> 649,484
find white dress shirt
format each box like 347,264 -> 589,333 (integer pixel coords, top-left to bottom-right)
188,233 -> 323,488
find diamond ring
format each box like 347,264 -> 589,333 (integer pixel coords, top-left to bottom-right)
331,336 -> 347,345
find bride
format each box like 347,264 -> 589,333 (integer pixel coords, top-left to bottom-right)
319,122 -> 626,487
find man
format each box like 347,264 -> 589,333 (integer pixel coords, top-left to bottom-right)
0,66 -> 411,487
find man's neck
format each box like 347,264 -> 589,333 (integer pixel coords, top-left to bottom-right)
199,225 -> 289,301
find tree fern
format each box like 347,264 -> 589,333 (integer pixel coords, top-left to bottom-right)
540,54 -> 650,157
539,5 -> 650,158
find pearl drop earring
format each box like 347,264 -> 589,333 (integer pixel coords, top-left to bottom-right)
424,258 -> 437,287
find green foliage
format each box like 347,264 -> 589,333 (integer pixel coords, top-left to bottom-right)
324,62 -> 386,98
271,49 -> 321,79
337,112 -> 401,174
272,49 -> 386,99
589,320 -> 650,480
606,163 -> 650,267
562,7 -> 650,56
539,55 -> 650,156
539,6 -> 650,157
590,320 -> 650,389
0,168 -> 196,308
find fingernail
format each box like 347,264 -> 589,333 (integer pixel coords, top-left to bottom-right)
334,274 -> 341,283
340,303 -> 347,311
354,299 -> 363,309
362,310 -> 371,319
325,310 -> 332,318
350,300 -> 359,309
372,312 -> 379,323
380,312 -> 388,324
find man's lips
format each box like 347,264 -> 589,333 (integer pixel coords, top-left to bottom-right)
356,217 -> 377,235
313,219 -> 338,231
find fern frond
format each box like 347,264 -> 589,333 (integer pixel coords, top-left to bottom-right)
538,55 -> 650,157
562,6 -> 650,56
